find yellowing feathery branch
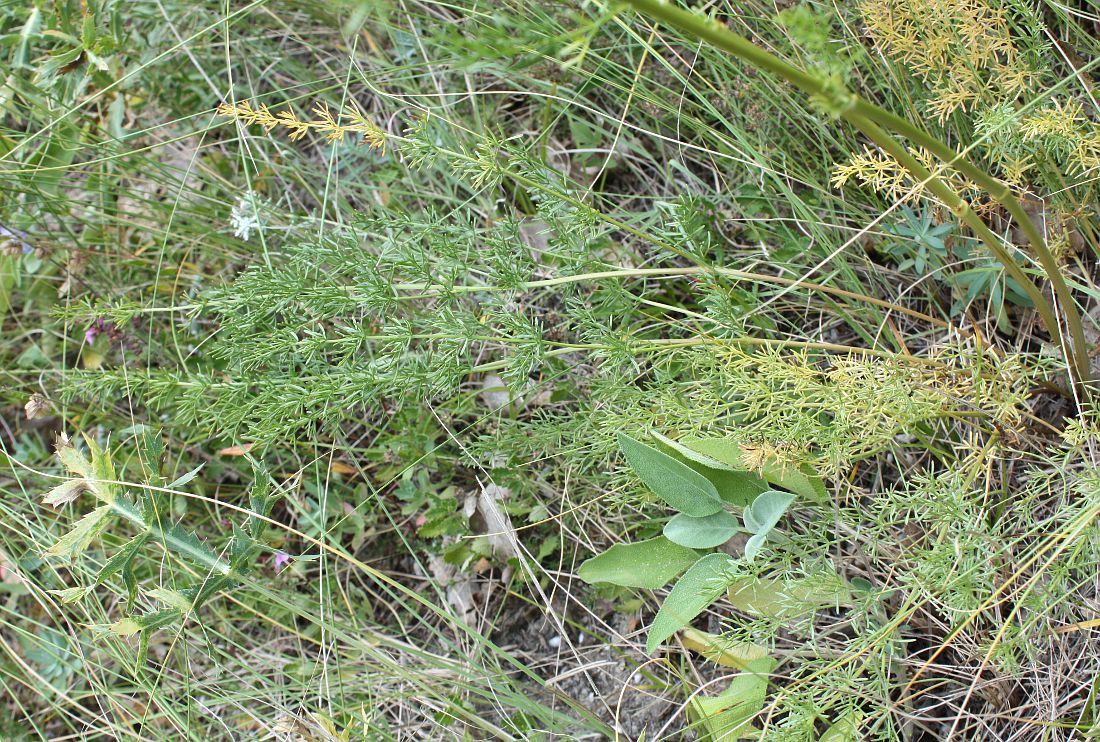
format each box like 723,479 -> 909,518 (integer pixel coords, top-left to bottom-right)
217,99 -> 387,151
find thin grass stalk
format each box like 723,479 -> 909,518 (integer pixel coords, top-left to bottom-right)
617,0 -> 1092,387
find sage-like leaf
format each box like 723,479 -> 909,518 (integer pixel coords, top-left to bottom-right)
618,433 -> 723,516
647,552 -> 735,653
664,511 -> 741,549
578,536 -> 700,589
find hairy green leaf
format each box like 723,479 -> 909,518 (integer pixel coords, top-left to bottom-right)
578,536 -> 700,589
647,552 -> 734,654
652,431 -> 767,506
743,490 -> 795,560
727,574 -> 852,621
680,437 -> 827,502
618,433 -> 722,516
664,511 -> 740,548
690,657 -> 774,739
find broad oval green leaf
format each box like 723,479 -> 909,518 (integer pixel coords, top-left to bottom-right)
577,536 -> 700,589
690,657 -> 774,738
821,710 -> 864,742
726,574 -> 852,622
652,431 -> 767,507
680,436 -> 827,502
743,490 -> 795,535
680,628 -> 771,670
647,552 -> 735,654
618,433 -> 722,516
664,510 -> 741,548
744,532 -> 768,561
743,490 -> 795,560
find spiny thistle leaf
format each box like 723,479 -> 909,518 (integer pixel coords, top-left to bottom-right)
55,435 -> 92,479
42,479 -> 90,508
45,505 -> 112,558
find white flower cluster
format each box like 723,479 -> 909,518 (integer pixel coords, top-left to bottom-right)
229,191 -> 270,241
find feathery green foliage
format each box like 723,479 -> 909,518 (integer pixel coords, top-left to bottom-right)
2,0 -> 1100,738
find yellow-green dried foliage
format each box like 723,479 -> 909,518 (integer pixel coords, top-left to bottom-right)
859,0 -> 1034,120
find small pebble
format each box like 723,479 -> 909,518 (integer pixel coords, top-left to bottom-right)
548,635 -> 561,648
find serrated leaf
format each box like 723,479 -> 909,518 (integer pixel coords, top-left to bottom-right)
618,433 -> 722,516
578,537 -> 700,589
42,479 -> 89,508
146,588 -> 193,612
189,575 -> 234,609
166,464 -> 204,489
141,489 -> 169,528
50,586 -> 91,604
56,436 -> 92,479
108,617 -> 141,637
159,523 -> 230,576
109,608 -> 179,637
122,560 -> 138,612
664,511 -> 740,549
83,434 -> 118,504
45,505 -> 112,558
647,552 -> 735,654
96,535 -> 148,586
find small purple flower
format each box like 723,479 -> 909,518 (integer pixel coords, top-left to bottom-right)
84,318 -> 111,345
0,225 -> 31,257
274,552 -> 291,573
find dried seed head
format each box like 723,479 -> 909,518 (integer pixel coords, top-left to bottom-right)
25,394 -> 49,420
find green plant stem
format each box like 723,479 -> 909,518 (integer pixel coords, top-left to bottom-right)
392,266 -> 954,329
617,0 -> 1091,387
853,100 -> 1090,378
844,113 -> 1070,362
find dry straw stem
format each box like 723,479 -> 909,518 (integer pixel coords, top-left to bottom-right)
619,0 -> 1091,389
